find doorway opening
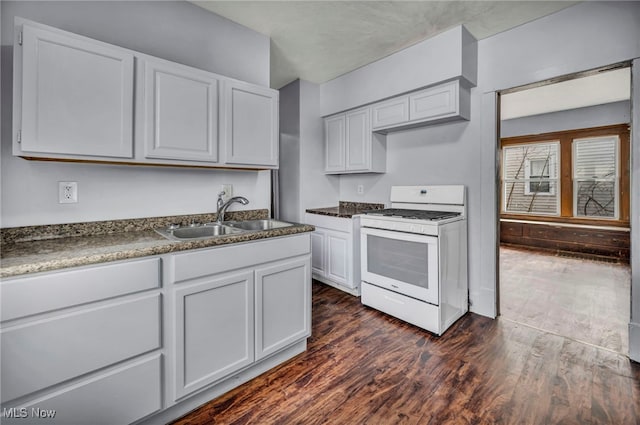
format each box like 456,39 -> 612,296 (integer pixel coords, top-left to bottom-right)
497,65 -> 632,354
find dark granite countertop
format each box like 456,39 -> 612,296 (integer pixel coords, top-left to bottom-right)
0,210 -> 314,278
306,201 -> 385,218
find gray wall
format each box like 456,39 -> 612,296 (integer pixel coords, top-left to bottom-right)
279,79 -> 339,223
325,1 -> 640,321
320,25 -> 477,116
278,80 -> 302,221
501,101 -> 631,138
1,1 -> 272,227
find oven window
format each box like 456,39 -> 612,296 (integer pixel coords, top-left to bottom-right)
367,235 -> 429,289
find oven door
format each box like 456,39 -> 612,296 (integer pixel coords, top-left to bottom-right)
360,227 -> 439,305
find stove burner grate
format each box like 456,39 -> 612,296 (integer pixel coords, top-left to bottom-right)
362,208 -> 460,221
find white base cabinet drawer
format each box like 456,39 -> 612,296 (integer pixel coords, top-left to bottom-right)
172,234 -> 310,283
1,258 -> 160,322
1,356 -> 162,425
1,294 -> 161,403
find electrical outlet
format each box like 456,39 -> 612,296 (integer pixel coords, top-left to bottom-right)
221,184 -> 233,202
357,184 -> 364,195
59,182 -> 78,204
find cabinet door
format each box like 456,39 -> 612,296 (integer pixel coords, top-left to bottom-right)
19,23 -> 134,158
409,81 -> 459,122
255,257 -> 311,360
324,114 -> 346,173
223,81 -> 278,167
326,230 -> 350,286
345,108 -> 371,171
143,60 -> 219,162
174,271 -> 254,400
372,97 -> 409,130
310,230 -> 326,277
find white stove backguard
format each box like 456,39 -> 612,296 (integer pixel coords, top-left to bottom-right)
389,185 -> 466,217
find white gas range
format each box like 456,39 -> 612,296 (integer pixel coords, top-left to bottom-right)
359,185 -> 468,335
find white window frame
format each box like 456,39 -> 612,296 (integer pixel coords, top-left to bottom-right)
572,135 -> 620,220
524,157 -> 556,196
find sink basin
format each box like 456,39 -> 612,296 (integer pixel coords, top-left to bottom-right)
155,224 -> 244,241
224,219 -> 294,231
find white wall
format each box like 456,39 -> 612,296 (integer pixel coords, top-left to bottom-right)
278,79 -> 339,223
298,80 -> 340,218
320,25 -> 477,116
501,101 -> 631,138
0,1 -> 272,227
478,1 -> 640,321
323,1 -> 640,321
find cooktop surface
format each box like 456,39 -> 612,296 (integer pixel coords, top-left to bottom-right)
362,208 -> 461,221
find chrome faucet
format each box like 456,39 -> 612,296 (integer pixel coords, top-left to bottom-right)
216,191 -> 249,223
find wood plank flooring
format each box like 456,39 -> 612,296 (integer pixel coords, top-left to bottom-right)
172,281 -> 640,425
500,246 -> 631,354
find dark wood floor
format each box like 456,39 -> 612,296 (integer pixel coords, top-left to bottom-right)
173,281 -> 640,425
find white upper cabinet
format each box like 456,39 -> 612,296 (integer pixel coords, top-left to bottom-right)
409,80 -> 460,121
142,59 -> 219,163
324,107 -> 385,174
370,79 -> 471,134
345,108 -> 371,171
223,80 -> 279,168
324,114 -> 346,172
371,97 -> 409,130
17,22 -> 134,158
13,18 -> 279,170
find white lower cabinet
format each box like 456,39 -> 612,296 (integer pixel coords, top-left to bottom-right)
0,258 -> 163,425
1,234 -> 312,425
255,258 -> 311,360
160,234 -> 311,422
305,213 -> 360,295
174,271 -> 255,399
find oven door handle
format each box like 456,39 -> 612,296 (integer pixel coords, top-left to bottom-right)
360,227 -> 438,244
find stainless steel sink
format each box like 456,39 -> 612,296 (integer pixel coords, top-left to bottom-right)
155,223 -> 244,241
155,219 -> 294,241
224,219 -> 294,231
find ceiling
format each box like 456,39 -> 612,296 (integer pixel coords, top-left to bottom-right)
193,1 -> 580,89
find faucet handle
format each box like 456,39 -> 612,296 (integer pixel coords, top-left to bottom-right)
217,190 -> 226,198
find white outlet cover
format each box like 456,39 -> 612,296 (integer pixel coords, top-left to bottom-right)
59,181 -> 78,204
221,184 -> 233,202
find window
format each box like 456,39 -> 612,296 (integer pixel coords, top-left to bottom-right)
501,125 -> 630,226
525,158 -> 556,195
573,136 -> 619,219
503,142 -> 560,215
